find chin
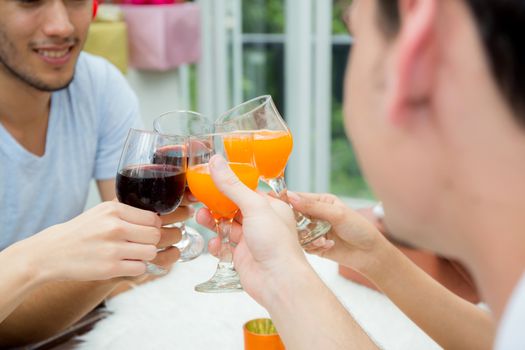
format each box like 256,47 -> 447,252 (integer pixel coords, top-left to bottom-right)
33,74 -> 75,92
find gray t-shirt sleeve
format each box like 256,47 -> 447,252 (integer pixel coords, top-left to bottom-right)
94,61 -> 143,180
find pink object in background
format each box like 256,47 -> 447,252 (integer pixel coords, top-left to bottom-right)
122,0 -> 184,5
120,3 -> 201,71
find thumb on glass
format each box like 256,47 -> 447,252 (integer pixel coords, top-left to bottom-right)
209,155 -> 262,214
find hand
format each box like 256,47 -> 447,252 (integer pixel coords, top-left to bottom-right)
13,201 -> 163,284
115,195 -> 197,291
287,192 -> 388,274
195,155 -> 308,305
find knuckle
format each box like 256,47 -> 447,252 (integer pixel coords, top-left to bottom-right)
144,245 -> 158,261
225,174 -> 241,187
150,228 -> 162,244
130,263 -> 147,276
148,212 -> 162,228
106,220 -> 126,236
102,201 -> 120,216
332,206 -> 346,222
104,244 -> 121,259
325,193 -> 338,201
105,261 -> 120,277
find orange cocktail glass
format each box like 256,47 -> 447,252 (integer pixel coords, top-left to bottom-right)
224,130 -> 293,180
187,163 -> 259,220
216,95 -> 331,246
187,132 -> 259,293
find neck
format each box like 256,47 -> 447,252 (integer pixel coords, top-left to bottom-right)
0,65 -> 51,127
469,243 -> 525,321
448,110 -> 525,321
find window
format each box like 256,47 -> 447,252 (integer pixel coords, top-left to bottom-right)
197,0 -> 373,199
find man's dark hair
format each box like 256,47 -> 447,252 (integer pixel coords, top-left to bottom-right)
377,0 -> 525,124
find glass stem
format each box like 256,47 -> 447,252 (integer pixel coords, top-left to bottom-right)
267,176 -> 311,226
215,218 -> 235,269
178,222 -> 189,242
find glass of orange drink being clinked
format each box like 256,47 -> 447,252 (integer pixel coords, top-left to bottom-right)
186,132 -> 259,293
215,95 -> 331,246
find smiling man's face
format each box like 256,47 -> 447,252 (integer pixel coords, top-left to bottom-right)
0,0 -> 92,91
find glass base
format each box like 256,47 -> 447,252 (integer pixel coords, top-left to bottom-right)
176,225 -> 205,262
145,262 -> 168,276
195,263 -> 243,293
297,217 -> 332,246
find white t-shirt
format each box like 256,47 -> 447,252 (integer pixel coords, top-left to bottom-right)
0,53 -> 142,250
495,272 -> 525,349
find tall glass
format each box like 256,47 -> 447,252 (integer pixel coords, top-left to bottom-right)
116,129 -> 187,275
153,111 -> 212,262
215,95 -> 331,246
186,132 -> 259,293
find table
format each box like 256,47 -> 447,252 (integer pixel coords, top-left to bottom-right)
75,254 -> 441,349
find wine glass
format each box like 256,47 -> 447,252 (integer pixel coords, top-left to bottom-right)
116,129 -> 187,275
153,111 -> 212,262
215,95 -> 331,246
186,132 -> 259,293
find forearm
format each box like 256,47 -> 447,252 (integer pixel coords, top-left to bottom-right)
0,279 -> 121,346
364,242 -> 495,350
265,262 -> 378,350
0,245 -> 46,324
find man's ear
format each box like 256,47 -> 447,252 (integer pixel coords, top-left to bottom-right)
386,0 -> 437,125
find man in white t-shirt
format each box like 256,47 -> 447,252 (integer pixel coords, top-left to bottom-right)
196,0 -> 525,349
0,0 -> 189,345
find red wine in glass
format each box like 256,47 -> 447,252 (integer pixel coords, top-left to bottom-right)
116,164 -> 186,215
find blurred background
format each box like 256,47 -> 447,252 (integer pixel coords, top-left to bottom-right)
85,0 -> 374,209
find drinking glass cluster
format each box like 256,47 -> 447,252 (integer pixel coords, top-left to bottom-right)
116,96 -> 330,293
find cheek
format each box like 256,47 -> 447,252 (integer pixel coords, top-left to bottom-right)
343,43 -> 382,167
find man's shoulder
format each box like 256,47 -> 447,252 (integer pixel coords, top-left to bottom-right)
71,52 -> 128,91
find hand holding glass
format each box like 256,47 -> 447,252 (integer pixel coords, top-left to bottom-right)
216,95 -> 331,245
116,129 -> 187,275
186,132 -> 259,292
153,111 -> 213,262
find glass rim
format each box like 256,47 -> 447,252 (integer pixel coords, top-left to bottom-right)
153,110 -> 211,136
128,128 -> 187,143
216,95 -> 273,125
188,131 -> 256,140
156,110 -> 207,119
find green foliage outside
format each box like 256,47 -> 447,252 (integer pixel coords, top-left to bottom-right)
240,0 -> 372,198
242,0 -> 285,33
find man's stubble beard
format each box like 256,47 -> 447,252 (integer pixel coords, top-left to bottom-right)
0,30 -> 77,92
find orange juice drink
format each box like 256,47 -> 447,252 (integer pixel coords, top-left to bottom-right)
224,130 -> 293,180
187,162 -> 260,219
224,134 -> 254,164
253,130 -> 293,179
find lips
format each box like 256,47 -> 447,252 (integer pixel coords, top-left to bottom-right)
33,45 -> 75,65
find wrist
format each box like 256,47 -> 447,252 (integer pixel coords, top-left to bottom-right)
260,257 -> 318,311
2,240 -> 49,290
351,232 -> 393,279
355,235 -> 402,285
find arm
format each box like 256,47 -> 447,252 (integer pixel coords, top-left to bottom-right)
0,244 -> 48,324
290,193 -> 495,350
97,178 -> 116,201
368,240 -> 494,350
0,178 -> 189,346
265,259 -> 378,349
0,279 -> 121,345
0,202 -> 162,346
197,155 -> 378,349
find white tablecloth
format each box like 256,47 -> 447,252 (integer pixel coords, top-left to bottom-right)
77,254 -> 440,349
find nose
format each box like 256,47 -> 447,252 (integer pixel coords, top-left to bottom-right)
42,1 -> 74,39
